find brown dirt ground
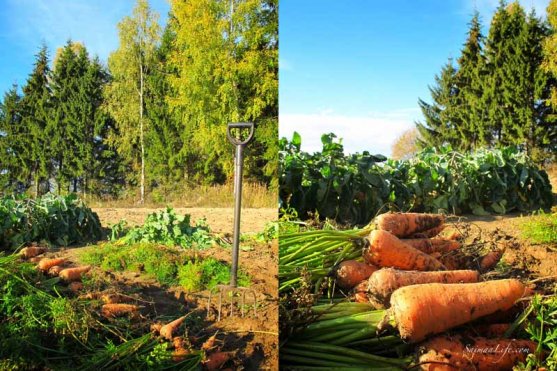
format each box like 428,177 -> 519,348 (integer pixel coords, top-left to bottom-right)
93,207 -> 277,234
448,214 -> 557,292
50,207 -> 278,370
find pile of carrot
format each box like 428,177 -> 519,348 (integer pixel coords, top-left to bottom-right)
281,212 -> 539,370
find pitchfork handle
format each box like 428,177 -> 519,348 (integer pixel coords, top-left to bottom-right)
228,122 -> 254,287
227,122 -> 254,146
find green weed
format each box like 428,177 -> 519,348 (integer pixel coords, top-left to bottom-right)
517,294 -> 557,369
81,242 -> 250,291
521,212 -> 557,247
177,257 -> 250,292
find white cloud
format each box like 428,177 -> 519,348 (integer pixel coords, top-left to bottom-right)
279,108 -> 420,156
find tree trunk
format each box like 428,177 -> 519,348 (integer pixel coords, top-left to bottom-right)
139,62 -> 145,205
34,172 -> 39,198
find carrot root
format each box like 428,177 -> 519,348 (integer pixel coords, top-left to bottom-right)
160,315 -> 187,340
101,303 -> 139,318
59,266 -> 91,282
335,260 -> 377,290
390,279 -> 526,343
364,230 -> 446,271
368,268 -> 480,306
376,212 -> 445,238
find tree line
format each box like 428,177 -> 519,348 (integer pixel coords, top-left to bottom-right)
0,0 -> 277,201
417,1 -> 557,163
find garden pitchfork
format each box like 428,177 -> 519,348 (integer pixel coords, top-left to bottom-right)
208,123 -> 257,321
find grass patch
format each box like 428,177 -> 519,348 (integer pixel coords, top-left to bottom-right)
80,242 -> 250,290
87,182 -> 276,208
177,257 -> 250,292
521,212 -> 557,246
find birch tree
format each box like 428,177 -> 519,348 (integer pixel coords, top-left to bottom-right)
105,0 -> 160,203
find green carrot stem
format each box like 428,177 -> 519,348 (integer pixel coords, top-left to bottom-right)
283,240 -> 351,266
311,302 -> 374,313
301,328 -> 354,342
281,237 -> 341,263
285,341 -> 410,367
293,246 -> 361,267
329,325 -> 380,345
347,335 -> 402,347
304,311 -> 385,332
280,354 -> 357,367
282,234 -> 359,263
281,347 -> 373,366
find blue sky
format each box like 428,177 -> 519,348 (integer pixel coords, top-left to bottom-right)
279,0 -> 550,155
0,0 -> 170,95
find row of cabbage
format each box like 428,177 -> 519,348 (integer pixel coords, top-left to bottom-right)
279,133 -> 553,225
0,194 -> 102,250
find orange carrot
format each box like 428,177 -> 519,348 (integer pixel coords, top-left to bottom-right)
173,336 -> 187,350
480,248 -> 505,271
203,351 -> 234,371
59,266 -> 91,282
354,292 -> 370,303
101,303 -> 139,318
335,260 -> 378,290
402,238 -> 462,254
48,265 -> 64,276
368,268 -> 479,306
376,213 -> 444,238
37,257 -> 66,272
101,293 -> 130,304
20,246 -> 47,259
364,230 -> 446,271
202,334 -> 218,351
150,322 -> 163,334
160,316 -> 187,340
409,225 -> 446,239
389,279 -> 526,343
352,280 -> 368,293
172,347 -> 191,362
417,334 -> 536,370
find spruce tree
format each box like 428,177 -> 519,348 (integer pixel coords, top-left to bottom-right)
50,40 -> 84,193
517,10 -> 554,161
145,16 -> 184,187
20,45 -> 52,197
454,12 -> 487,150
86,57 -> 125,196
416,59 -> 460,148
0,85 -> 26,193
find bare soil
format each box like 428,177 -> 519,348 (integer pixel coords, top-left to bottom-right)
452,214 -> 557,289
93,207 -> 276,234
